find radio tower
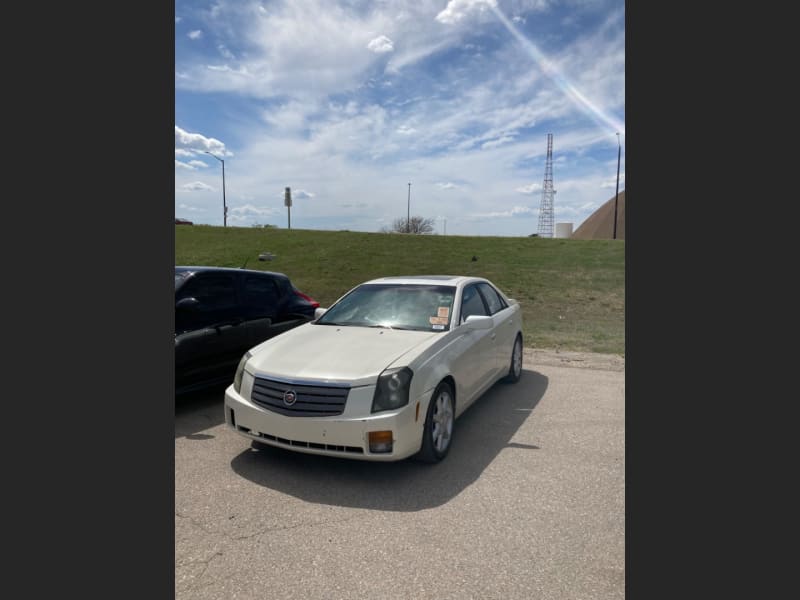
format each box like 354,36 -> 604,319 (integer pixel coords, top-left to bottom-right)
537,133 -> 556,237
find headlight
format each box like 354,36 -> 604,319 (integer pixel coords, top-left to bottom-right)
233,351 -> 252,393
371,367 -> 413,413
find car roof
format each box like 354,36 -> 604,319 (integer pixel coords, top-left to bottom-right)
361,275 -> 486,287
175,266 -> 288,279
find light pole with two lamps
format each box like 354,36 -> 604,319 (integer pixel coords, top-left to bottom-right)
613,133 -> 621,240
205,151 -> 227,227
407,182 -> 411,233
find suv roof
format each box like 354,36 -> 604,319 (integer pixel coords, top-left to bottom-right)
175,266 -> 288,279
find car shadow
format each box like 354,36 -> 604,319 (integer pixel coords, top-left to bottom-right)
175,384 -> 228,439
229,369 -> 548,512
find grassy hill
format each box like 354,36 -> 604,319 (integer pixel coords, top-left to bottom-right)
176,226 -> 625,355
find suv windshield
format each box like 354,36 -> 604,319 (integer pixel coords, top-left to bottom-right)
175,270 -> 191,290
316,284 -> 455,332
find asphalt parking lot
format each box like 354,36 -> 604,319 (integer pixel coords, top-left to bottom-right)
175,348 -> 625,599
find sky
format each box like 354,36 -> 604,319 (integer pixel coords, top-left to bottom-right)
175,0 -> 624,236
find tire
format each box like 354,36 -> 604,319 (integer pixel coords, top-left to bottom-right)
416,382 -> 455,463
502,335 -> 523,383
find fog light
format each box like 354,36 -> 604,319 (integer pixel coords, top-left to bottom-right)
368,431 -> 393,453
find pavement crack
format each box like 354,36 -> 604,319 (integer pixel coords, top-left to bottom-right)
175,510 -> 215,535
231,514 -> 364,541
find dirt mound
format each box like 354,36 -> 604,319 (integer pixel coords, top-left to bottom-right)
572,190 -> 625,240
524,348 -> 625,372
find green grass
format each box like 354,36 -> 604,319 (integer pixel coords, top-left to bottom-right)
176,226 -> 625,355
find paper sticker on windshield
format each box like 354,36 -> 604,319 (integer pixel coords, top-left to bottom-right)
429,316 -> 448,325
432,324 -> 445,330
437,307 -> 450,318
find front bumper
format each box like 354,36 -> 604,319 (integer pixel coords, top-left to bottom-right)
224,380 -> 426,461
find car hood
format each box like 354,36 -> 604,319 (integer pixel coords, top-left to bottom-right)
245,323 -> 438,385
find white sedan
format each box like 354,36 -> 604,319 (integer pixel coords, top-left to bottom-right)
224,275 -> 523,463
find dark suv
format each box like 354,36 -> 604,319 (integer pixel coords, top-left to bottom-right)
175,266 -> 319,394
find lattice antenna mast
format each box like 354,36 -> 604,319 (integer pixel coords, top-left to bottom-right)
537,133 -> 556,237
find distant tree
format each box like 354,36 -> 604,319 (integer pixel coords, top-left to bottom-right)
382,215 -> 436,234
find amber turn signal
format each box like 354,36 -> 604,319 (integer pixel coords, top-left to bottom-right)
368,430 -> 394,453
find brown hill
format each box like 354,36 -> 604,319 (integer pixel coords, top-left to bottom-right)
571,190 -> 625,240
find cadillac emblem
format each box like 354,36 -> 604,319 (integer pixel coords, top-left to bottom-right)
283,390 -> 297,406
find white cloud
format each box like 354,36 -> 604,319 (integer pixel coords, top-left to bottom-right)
229,204 -> 280,216
175,17 -> 182,24
481,135 -> 516,149
218,44 -> 235,59
175,160 -> 195,170
436,0 -> 497,25
367,35 -> 394,53
471,205 -> 536,218
188,30 -> 203,40
180,182 -> 214,192
600,173 -> 625,188
396,125 -> 417,135
175,126 -> 231,157
178,203 -> 206,212
206,64 -> 252,77
515,183 -> 541,194
263,99 -> 319,132
293,190 -> 315,200
437,182 -> 459,190
385,38 -> 451,74
188,160 -> 209,169
175,149 -> 195,158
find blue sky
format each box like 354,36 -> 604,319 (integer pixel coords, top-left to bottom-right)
175,0 -> 624,236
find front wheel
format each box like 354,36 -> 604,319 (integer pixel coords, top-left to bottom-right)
502,335 -> 523,383
416,382 -> 455,463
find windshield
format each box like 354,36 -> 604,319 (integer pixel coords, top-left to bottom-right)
317,284 -> 456,332
175,270 -> 191,290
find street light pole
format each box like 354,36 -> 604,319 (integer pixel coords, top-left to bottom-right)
407,182 -> 411,233
205,151 -> 227,227
613,133 -> 620,240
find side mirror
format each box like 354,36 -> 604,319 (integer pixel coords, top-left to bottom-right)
176,297 -> 200,311
464,315 -> 493,330
314,307 -> 328,320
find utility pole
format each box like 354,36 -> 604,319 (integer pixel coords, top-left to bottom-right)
407,182 -> 411,233
285,187 -> 292,230
613,133 -> 621,240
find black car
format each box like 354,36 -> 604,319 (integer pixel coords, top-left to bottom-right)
175,266 -> 319,394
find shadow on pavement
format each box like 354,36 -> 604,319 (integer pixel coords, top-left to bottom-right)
175,384 -> 228,439
229,369 -> 548,511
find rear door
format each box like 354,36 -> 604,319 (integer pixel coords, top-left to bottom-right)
175,272 -> 248,388
477,282 -> 516,377
241,273 -> 305,347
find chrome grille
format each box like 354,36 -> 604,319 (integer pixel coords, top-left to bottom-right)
251,376 -> 350,417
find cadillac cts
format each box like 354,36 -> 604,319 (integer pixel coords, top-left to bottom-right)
224,275 -> 523,463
